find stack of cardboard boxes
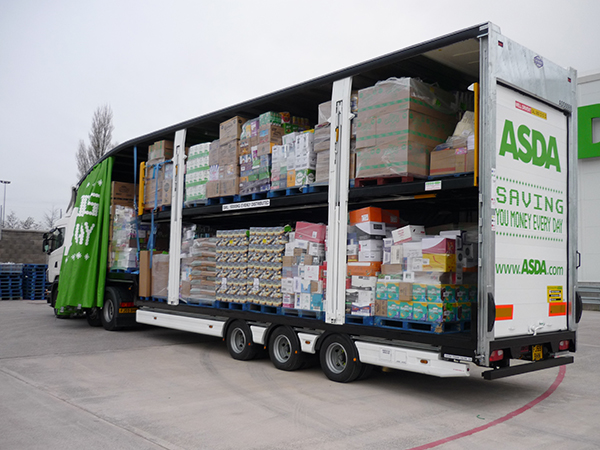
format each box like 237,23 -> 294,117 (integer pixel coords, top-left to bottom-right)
215,229 -> 248,303
180,225 -> 217,303
281,222 -> 327,311
185,143 -> 210,205
145,140 -> 174,209
355,78 -> 457,179
247,227 -> 288,306
346,207 -> 400,316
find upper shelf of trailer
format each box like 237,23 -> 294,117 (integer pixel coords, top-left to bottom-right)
91,22 -> 486,186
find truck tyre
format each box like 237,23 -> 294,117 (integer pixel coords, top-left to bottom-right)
86,307 -> 102,327
101,286 -> 123,331
319,334 -> 363,383
226,320 -> 258,361
268,326 -> 305,371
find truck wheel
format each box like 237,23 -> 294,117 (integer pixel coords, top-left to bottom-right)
86,307 -> 102,327
268,326 -> 305,371
226,320 -> 258,361
101,286 -> 122,331
319,334 -> 363,383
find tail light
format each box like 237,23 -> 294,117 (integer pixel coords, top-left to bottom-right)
559,340 -> 570,351
490,349 -> 504,362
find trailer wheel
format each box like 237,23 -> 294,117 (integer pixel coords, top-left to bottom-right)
101,286 -> 122,331
268,326 -> 305,371
86,307 -> 102,327
319,334 -> 363,383
226,320 -> 258,361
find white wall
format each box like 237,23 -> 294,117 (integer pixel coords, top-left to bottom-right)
577,73 -> 600,283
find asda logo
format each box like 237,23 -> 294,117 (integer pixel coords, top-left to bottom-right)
499,120 -> 561,172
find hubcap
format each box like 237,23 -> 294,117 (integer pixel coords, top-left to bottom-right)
104,300 -> 114,322
273,335 -> 292,363
231,328 -> 246,353
325,342 -> 347,374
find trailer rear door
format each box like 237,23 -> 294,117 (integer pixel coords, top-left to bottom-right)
492,84 -> 569,338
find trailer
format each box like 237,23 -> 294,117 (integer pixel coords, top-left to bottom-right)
47,22 -> 580,381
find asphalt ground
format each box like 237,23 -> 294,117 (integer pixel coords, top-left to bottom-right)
1,300 -> 599,450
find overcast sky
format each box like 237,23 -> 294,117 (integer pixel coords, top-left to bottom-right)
1,0 -> 599,226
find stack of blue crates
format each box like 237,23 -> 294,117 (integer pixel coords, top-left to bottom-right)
22,264 -> 48,300
0,264 -> 24,300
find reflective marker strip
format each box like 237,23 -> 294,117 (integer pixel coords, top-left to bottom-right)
495,305 -> 514,321
549,302 -> 567,317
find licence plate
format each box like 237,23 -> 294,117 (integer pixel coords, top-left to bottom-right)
532,344 -> 543,361
119,307 -> 137,314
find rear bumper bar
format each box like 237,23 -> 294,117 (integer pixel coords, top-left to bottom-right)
482,355 -> 574,380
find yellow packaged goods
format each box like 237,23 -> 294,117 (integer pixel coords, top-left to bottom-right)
422,253 -> 457,272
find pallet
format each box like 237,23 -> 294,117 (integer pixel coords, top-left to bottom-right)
243,302 -> 280,315
345,315 -> 375,326
354,175 -> 418,187
279,308 -> 325,320
205,196 -> 235,206
374,316 -> 470,334
427,171 -> 474,180
235,191 -> 269,202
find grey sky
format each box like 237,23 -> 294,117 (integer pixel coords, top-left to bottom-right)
1,0 -> 599,225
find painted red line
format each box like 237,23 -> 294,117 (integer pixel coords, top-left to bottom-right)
408,365 -> 567,450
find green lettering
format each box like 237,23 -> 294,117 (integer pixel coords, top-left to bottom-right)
496,186 -> 507,204
532,130 -> 546,167
545,136 -> 561,172
517,125 -> 533,163
499,120 -> 519,159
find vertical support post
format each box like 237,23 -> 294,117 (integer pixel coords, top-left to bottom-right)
325,77 -> 353,325
167,129 -> 187,306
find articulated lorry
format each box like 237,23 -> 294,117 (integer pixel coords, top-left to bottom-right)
45,22 -> 580,381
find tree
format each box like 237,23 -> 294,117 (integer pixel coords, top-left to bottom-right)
42,206 -> 61,230
4,211 -> 20,229
76,104 -> 115,179
20,217 -> 39,230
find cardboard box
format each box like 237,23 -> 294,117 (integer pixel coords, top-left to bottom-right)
220,116 -> 246,144
358,250 -> 383,262
380,263 -> 404,275
388,300 -> 414,320
422,253 -> 457,272
111,182 -> 136,200
355,221 -> 386,236
412,301 -> 428,321
412,284 -> 428,302
295,168 -> 316,186
351,276 -> 378,290
148,140 -> 174,162
151,253 -> 169,298
220,177 -> 240,196
392,225 -> 425,244
139,250 -> 153,297
219,140 -> 241,165
375,299 -> 388,317
258,124 -> 284,145
430,147 -> 475,176
347,262 -> 381,277
421,237 -> 456,255
209,140 -> 220,166
295,222 -> 326,243
206,180 -> 220,198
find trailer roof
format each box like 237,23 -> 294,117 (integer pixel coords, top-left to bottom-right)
83,22 -> 487,186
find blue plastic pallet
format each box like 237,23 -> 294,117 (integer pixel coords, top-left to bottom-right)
345,315 -> 375,326
234,191 -> 269,202
279,308 -> 325,320
373,316 -> 470,334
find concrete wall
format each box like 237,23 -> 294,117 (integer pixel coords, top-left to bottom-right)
0,229 -> 48,264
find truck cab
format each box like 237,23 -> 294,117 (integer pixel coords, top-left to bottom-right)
43,216 -> 68,307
